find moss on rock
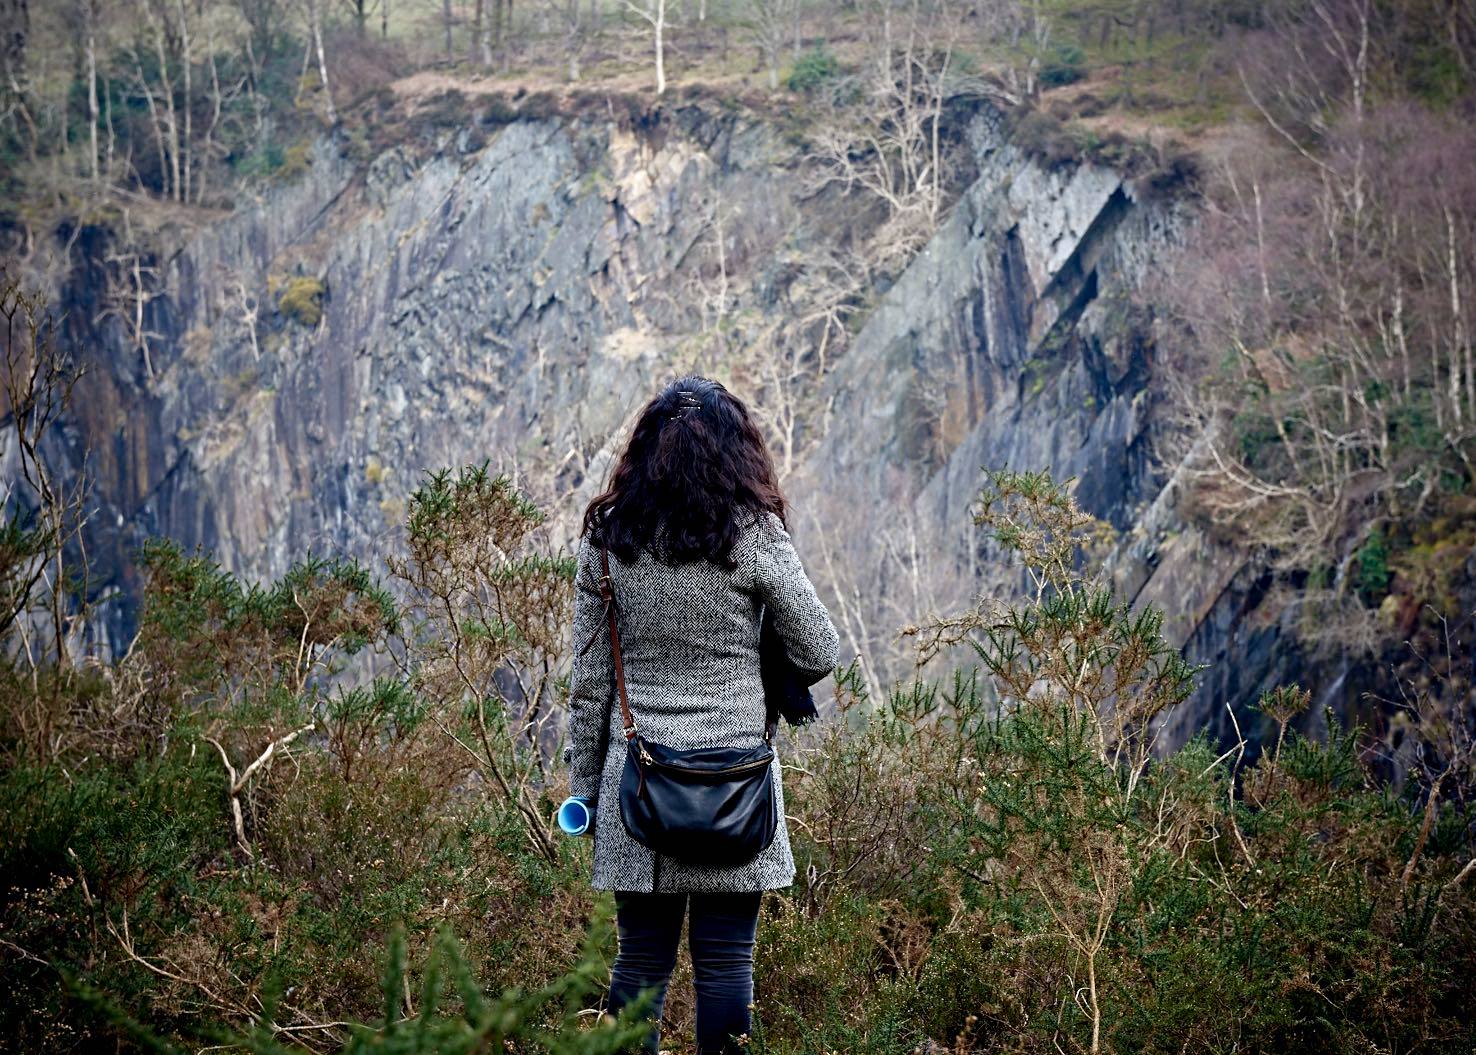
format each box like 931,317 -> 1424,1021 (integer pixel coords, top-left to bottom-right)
278,276 -> 326,328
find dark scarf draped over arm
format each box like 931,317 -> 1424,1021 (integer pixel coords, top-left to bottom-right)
760,605 -> 821,729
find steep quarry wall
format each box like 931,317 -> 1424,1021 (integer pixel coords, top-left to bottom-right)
55,93 -> 1324,746
791,106 -> 1335,747
66,102 -> 830,634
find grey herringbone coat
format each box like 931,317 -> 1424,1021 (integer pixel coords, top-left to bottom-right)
562,510 -> 840,893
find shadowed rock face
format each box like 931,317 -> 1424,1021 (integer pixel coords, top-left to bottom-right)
56,96 -> 1325,748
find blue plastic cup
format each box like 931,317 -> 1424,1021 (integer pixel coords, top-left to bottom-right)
557,796 -> 593,836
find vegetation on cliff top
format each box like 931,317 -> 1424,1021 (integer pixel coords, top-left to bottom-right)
6,0 -> 1468,250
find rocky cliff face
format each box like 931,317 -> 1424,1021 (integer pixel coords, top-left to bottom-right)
790,105 -> 1332,748
68,100 -> 833,633
57,92 -> 1325,747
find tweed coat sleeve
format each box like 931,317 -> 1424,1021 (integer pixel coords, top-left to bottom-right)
754,512 -> 841,679
562,533 -> 614,802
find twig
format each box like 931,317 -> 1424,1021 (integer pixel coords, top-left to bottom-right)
1223,703 -> 1255,867
106,907 -> 247,1021
1448,857 -> 1476,891
203,723 -> 315,856
1401,766 -> 1450,888
0,937 -> 51,967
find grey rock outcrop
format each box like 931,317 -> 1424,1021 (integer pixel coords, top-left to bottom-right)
55,94 -> 1317,746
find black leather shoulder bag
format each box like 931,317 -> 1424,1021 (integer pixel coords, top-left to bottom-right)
595,544 -> 779,868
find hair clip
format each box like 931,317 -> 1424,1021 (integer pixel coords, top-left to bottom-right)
668,390 -> 703,422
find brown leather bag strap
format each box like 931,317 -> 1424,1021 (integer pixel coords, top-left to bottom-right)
598,545 -> 638,742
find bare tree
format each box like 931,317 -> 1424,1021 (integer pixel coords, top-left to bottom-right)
546,0 -> 589,80
621,0 -> 668,93
744,0 -> 796,90
473,0 -> 493,65
196,14 -> 250,206
0,272 -> 92,705
237,0 -> 288,70
129,1 -> 184,201
1154,2 -> 1476,581
807,0 -> 959,278
112,0 -> 236,203
681,196 -> 860,480
0,0 -> 37,165
82,0 -> 100,187
97,212 -> 166,382
1001,0 -> 1047,100
340,0 -> 374,34
305,0 -> 338,124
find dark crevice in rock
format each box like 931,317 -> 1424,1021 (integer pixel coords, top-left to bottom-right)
1037,266 -> 1100,364
1039,183 -> 1132,309
993,224 -> 1033,363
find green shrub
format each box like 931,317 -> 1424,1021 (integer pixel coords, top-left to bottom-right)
238,139 -> 314,183
1039,42 -> 1087,87
1,427 -> 1472,1052
235,141 -> 286,180
1354,528 -> 1392,602
787,46 -> 840,93
67,918 -> 654,1055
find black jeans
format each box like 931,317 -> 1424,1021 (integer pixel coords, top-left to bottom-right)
606,890 -> 762,1055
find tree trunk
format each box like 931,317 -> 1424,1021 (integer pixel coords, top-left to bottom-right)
131,49 -> 169,196
85,0 -> 98,187
145,5 -> 182,201
654,0 -> 666,93
1,0 -> 37,165
443,0 -> 453,57
309,0 -> 337,124
103,72 -> 115,181
176,0 -> 193,203
198,18 -> 225,205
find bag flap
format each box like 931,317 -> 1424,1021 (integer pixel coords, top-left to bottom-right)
634,736 -> 774,773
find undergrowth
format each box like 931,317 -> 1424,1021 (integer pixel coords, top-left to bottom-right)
1,281 -> 1472,1053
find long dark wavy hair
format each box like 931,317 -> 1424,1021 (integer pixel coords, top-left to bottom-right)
581,375 -> 787,569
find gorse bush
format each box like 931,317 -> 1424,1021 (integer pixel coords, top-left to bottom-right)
767,469 -> 1475,1054
1038,42 -> 1087,87
787,46 -> 841,94
1,279 -> 1473,1052
0,480 -> 611,1048
65,919 -> 655,1055
0,281 -> 610,1050
774,678 -> 1475,1053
